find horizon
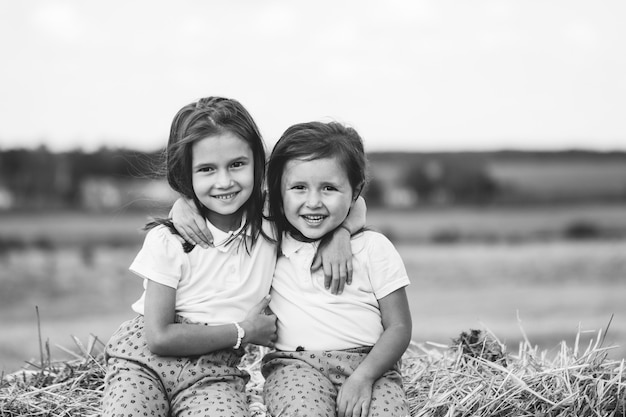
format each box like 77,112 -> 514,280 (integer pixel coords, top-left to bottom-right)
2,143 -> 626,155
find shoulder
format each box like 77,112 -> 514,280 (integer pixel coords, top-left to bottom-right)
356,230 -> 410,293
145,224 -> 185,242
351,230 -> 397,255
142,224 -> 187,255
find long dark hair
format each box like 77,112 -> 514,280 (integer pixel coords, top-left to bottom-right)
150,97 -> 267,252
267,121 -> 367,248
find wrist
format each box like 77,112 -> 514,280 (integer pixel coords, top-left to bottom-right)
350,367 -> 376,383
239,320 -> 252,344
337,224 -> 352,235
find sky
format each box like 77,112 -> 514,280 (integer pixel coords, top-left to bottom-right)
1,0 -> 625,153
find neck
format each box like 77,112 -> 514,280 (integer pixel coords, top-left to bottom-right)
204,208 -> 244,232
287,227 -> 322,244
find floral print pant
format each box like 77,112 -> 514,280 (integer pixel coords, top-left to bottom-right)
102,315 -> 250,417
261,348 -> 409,417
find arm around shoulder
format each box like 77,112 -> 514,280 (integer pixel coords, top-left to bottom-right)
170,197 -> 213,248
342,195 -> 366,235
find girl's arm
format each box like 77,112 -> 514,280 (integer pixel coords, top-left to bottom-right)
312,195 -> 367,294
169,197 -> 213,248
143,280 -> 277,356
336,287 -> 412,417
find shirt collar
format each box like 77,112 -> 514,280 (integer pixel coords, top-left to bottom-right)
206,216 -> 250,252
281,233 -> 318,258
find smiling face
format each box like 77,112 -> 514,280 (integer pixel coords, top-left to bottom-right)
281,157 -> 355,240
191,131 -> 254,231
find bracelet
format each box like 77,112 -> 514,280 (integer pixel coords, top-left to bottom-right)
233,322 -> 245,349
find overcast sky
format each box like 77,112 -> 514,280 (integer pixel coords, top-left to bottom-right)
1,0 -> 625,153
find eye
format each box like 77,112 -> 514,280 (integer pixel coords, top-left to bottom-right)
291,185 -> 305,190
323,185 -> 338,192
197,166 -> 215,173
231,160 -> 246,169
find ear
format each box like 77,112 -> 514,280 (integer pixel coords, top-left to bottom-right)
351,182 -> 364,205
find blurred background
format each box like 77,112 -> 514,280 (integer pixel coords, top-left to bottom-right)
1,1 -> 625,373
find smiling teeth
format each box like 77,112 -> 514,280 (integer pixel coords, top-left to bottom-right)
214,192 -> 237,200
303,215 -> 325,223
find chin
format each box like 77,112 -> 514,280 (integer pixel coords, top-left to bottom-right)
300,228 -> 332,241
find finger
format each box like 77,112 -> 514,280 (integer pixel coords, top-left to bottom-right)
193,218 -> 213,247
336,391 -> 344,417
173,224 -> 192,245
253,295 -> 271,313
346,259 -> 354,285
329,264 -> 340,295
336,264 -> 347,294
336,401 -> 345,417
323,265 -> 331,289
360,400 -> 370,417
343,400 -> 356,417
323,261 -> 333,290
311,253 -> 322,271
200,225 -> 214,247
184,227 -> 204,247
172,218 -> 202,246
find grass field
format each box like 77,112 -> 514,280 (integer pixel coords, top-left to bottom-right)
1,204 -> 625,374
2,202 -> 626,245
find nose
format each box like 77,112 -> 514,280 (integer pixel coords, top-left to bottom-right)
305,190 -> 322,208
215,170 -> 233,188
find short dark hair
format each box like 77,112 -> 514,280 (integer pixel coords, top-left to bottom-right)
267,121 -> 367,246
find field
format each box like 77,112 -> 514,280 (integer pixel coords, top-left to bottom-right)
1,204 -> 625,374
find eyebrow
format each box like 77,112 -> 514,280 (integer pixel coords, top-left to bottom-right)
193,155 -> 250,169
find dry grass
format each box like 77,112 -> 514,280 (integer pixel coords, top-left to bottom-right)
404,324 -> 626,417
2,323 -> 624,417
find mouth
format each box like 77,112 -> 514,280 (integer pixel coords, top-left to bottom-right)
212,191 -> 239,201
301,214 -> 327,225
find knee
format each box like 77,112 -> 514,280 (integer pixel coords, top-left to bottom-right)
263,368 -> 336,417
369,378 -> 409,416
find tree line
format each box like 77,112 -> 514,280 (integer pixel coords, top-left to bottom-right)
2,147 -> 623,210
0,147 -> 161,209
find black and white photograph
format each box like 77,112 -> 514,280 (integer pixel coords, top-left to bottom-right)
1,1 -> 625,416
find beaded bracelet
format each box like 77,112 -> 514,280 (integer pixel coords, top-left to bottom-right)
233,322 -> 245,349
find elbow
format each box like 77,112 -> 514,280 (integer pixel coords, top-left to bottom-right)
396,321 -> 412,351
146,329 -> 170,356
402,325 -> 412,350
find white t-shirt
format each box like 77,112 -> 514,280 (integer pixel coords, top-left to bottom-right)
130,219 -> 277,325
270,230 -> 410,351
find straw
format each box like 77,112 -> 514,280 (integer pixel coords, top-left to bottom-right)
2,326 -> 624,417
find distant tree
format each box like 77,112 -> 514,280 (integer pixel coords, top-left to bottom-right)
0,147 -> 163,209
361,177 -> 385,207
404,156 -> 499,204
0,146 -> 62,207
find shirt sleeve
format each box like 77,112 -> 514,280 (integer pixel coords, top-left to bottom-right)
129,226 -> 185,289
366,232 -> 410,299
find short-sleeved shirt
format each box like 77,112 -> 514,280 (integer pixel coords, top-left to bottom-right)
270,230 -> 410,351
129,219 -> 277,325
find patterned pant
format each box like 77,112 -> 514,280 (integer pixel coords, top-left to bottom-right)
102,315 -> 250,417
261,348 -> 409,417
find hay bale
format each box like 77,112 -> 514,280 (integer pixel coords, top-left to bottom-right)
2,329 -> 624,417
403,328 -> 625,417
